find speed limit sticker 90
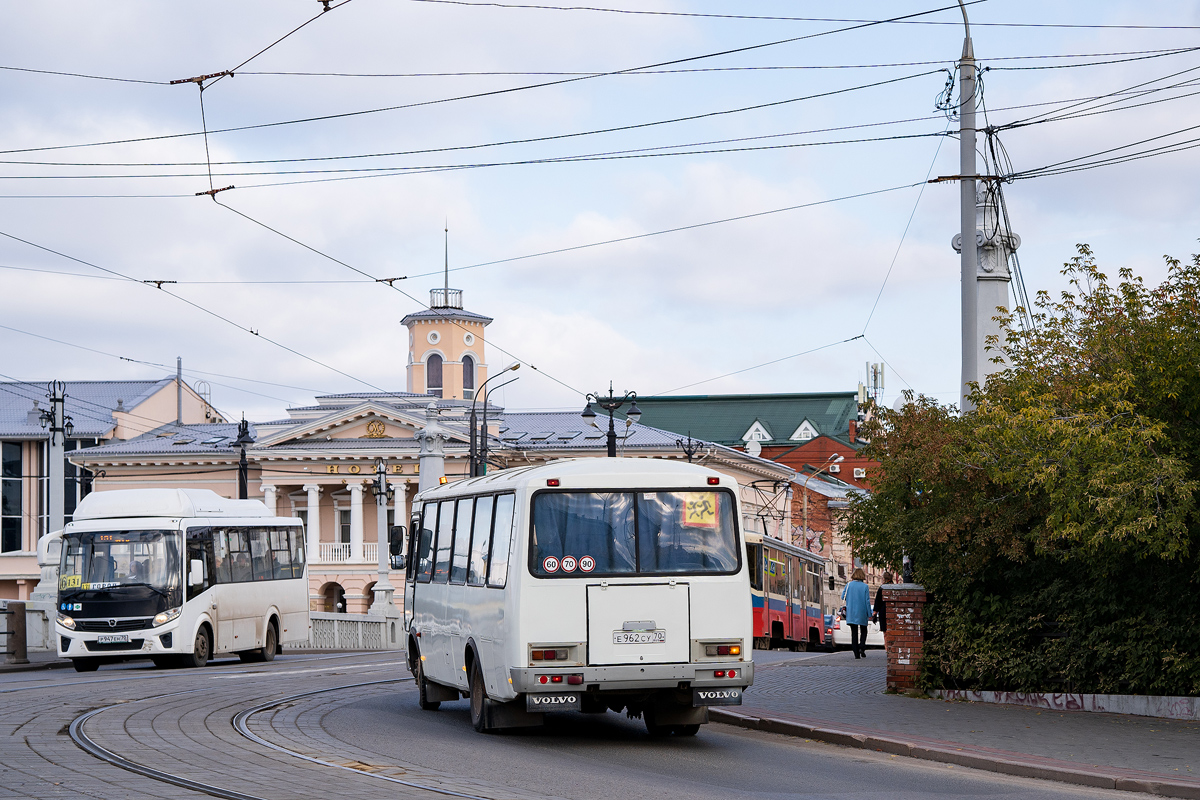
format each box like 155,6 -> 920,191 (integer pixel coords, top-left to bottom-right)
579,555 -> 596,572
542,556 -> 560,573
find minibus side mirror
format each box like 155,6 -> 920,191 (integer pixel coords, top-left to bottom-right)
389,525 -> 407,556
189,559 -> 205,587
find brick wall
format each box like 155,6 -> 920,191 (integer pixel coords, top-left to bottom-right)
884,584 -> 926,692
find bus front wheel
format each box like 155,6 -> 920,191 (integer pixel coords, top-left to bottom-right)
180,627 -> 210,668
469,661 -> 490,732
416,658 -> 440,711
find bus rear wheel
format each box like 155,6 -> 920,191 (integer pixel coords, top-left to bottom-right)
242,624 -> 278,663
673,724 -> 700,736
416,658 -> 440,711
469,661 -> 490,732
72,658 -> 100,673
180,627 -> 210,668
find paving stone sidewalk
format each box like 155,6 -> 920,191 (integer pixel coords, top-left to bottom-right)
733,649 -> 1199,795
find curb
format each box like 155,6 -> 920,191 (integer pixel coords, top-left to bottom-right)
710,708 -> 1200,800
0,658 -> 72,674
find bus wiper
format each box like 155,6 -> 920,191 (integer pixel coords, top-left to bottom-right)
128,582 -> 171,599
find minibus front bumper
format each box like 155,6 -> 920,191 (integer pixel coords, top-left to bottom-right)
510,659 -> 753,695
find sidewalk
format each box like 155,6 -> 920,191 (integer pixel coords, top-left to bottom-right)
0,649 -> 70,673
719,649 -> 1200,798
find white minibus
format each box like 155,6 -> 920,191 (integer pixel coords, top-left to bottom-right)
55,488 -> 309,672
403,458 -> 752,735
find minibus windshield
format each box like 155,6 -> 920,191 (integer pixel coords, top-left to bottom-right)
530,490 -> 739,577
59,530 -> 181,597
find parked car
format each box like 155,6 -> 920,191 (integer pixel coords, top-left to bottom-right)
823,614 -> 835,648
831,614 -> 884,649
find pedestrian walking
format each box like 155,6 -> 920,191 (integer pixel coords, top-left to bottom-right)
873,571 -> 894,640
842,568 -> 871,658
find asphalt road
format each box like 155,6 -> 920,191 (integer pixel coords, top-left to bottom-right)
0,652 -> 1153,800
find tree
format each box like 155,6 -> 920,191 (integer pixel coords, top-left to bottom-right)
844,246 -> 1200,695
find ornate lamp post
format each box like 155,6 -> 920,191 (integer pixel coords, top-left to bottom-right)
370,458 -> 397,614
39,381 -> 73,533
581,384 -> 640,458
676,432 -> 702,463
234,418 -> 254,500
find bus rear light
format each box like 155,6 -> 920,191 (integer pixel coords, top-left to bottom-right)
728,669 -> 737,678
567,675 -> 583,685
707,477 -> 719,485
550,675 -> 563,683
714,670 -> 726,678
532,648 -> 569,661
539,675 -> 549,684
705,643 -> 742,657
547,479 -> 560,486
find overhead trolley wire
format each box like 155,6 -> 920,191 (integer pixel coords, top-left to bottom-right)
0,228 -> 389,393
0,1 -> 983,157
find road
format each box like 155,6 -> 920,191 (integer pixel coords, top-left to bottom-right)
0,651 -> 1151,800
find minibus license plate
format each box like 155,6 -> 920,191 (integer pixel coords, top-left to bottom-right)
97,634 -> 129,644
612,630 -> 666,644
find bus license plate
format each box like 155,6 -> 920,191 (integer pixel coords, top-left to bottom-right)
612,630 -> 666,645
97,634 -> 129,644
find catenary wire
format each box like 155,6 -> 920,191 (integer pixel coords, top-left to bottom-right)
0,228 -> 389,393
0,1 -> 982,157
651,336 -> 864,396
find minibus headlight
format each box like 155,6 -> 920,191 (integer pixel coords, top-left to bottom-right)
57,613 -> 76,630
153,607 -> 182,627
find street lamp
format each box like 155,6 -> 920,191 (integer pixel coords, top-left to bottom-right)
372,458 -> 397,612
801,453 -> 844,551
470,362 -> 521,476
676,432 -> 702,463
581,384 -> 640,458
234,417 -> 255,500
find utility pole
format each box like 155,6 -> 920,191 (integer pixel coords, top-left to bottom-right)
957,3 -> 978,412
39,382 -> 72,535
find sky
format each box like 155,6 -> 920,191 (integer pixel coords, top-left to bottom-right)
3,0 -> 1200,428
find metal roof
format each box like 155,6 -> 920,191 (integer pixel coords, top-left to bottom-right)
0,378 -> 175,439
628,392 -> 860,447
399,307 -> 494,325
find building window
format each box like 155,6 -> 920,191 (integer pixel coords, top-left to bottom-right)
462,354 -> 476,401
1,442 -> 21,552
426,353 -> 443,398
338,509 -> 351,544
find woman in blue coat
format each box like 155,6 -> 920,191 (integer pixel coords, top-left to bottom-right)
842,567 -> 871,659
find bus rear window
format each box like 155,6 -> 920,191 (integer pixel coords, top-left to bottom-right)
530,490 -> 739,577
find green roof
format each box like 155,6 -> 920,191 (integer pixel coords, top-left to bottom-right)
629,392 -> 858,447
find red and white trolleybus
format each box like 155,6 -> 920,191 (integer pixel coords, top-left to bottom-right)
745,531 -> 826,650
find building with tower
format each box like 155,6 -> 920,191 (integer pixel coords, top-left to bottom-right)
402,286 -> 493,401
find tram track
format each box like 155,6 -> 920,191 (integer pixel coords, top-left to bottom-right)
67,673 -> 526,800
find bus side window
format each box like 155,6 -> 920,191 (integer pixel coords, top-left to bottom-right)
406,510 -> 422,582
416,504 -> 437,583
433,500 -> 454,583
747,545 -> 763,591
467,495 -> 494,586
211,529 -> 232,584
269,528 -> 291,579
487,493 -> 516,588
248,528 -> 272,581
229,529 -> 253,583
289,528 -> 305,577
449,498 -> 473,585
186,528 -> 212,600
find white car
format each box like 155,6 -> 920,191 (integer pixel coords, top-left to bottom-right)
831,616 -> 884,648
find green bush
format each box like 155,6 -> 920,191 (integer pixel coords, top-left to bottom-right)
845,246 -> 1200,696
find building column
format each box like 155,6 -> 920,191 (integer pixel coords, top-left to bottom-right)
303,484 -> 322,563
349,484 -> 365,562
260,485 -> 277,516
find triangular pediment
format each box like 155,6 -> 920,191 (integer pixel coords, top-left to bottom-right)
789,419 -> 819,441
256,402 -> 450,447
741,420 -> 772,442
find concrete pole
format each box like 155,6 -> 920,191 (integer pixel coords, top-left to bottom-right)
416,404 -> 446,493
47,382 -> 66,536
959,25 -> 978,412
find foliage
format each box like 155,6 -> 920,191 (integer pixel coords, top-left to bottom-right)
844,245 -> 1200,695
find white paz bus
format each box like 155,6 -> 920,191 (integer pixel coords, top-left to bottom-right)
403,458 -> 753,735
55,488 -> 309,672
